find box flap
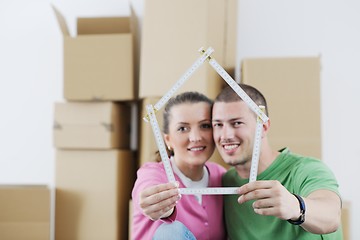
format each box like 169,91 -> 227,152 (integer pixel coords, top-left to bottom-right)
52,5 -> 70,36
77,17 -> 130,35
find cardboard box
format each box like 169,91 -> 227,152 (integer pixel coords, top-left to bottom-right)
137,98 -> 229,169
55,149 -> 135,240
139,0 -> 237,99
242,57 -> 322,159
52,6 -> 134,101
342,201 -> 350,240
128,200 -> 133,240
54,102 -> 131,149
137,97 -> 163,166
0,185 -> 50,240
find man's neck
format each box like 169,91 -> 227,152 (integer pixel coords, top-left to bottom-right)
236,143 -> 279,179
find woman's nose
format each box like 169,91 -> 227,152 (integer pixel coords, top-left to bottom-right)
189,129 -> 202,142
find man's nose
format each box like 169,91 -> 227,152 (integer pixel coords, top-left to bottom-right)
221,124 -> 234,140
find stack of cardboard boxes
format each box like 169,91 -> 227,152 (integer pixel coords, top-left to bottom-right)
52,6 -> 135,240
0,185 -> 50,240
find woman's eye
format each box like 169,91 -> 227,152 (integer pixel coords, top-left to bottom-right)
178,126 -> 187,132
201,123 -> 212,129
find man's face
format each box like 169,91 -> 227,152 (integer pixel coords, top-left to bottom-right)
212,101 -> 257,168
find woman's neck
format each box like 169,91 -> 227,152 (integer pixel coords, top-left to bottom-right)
173,158 -> 204,181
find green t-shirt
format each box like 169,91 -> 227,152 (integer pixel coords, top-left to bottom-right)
223,148 -> 343,240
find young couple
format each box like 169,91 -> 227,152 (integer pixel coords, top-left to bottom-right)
132,84 -> 343,240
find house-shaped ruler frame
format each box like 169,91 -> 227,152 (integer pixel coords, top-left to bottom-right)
144,47 -> 269,195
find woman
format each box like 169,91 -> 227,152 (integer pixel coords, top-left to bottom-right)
132,92 -> 226,240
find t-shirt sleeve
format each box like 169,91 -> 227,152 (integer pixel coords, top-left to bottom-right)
293,158 -> 340,197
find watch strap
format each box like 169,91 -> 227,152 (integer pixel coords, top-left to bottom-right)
287,194 -> 306,225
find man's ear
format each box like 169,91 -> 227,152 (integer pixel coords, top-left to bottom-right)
262,118 -> 271,138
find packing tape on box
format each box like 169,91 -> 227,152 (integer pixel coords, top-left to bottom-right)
144,47 -> 269,195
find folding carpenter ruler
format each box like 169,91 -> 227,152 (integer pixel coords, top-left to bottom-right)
144,47 -> 269,195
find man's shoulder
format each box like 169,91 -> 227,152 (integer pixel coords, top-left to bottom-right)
281,148 -> 323,166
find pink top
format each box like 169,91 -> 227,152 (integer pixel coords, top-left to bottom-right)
131,161 -> 226,240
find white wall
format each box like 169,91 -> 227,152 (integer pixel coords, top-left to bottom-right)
0,0 -> 358,239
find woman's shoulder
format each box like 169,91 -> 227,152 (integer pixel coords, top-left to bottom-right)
133,162 -> 168,192
137,161 -> 165,172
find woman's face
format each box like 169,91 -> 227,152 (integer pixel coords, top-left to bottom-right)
164,102 -> 215,168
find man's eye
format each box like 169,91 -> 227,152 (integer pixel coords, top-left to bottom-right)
233,121 -> 243,127
213,123 -> 222,128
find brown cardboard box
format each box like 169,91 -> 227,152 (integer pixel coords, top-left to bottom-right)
54,102 -> 131,149
0,185 -> 50,240
128,200 -> 133,240
55,149 -> 135,240
137,98 -> 228,169
52,6 -> 134,101
137,97 -> 163,166
139,0 -> 237,99
242,57 -> 322,159
342,201 -> 350,240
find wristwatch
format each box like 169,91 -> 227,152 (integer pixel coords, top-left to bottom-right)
287,194 -> 306,225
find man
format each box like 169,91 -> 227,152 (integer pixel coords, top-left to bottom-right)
212,83 -> 342,239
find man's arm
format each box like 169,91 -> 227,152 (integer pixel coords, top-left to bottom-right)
237,180 -> 342,234
300,189 -> 341,234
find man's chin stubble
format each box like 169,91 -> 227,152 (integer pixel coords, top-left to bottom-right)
226,159 -> 248,167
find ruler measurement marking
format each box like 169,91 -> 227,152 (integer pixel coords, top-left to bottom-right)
145,104 -> 176,183
249,107 -> 265,182
179,187 -> 239,195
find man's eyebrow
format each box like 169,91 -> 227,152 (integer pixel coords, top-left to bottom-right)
212,119 -> 222,122
212,117 -> 243,122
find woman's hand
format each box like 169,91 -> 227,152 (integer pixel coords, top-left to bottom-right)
139,182 -> 181,220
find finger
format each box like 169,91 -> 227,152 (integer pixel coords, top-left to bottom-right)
140,187 -> 180,210
252,198 -> 274,209
149,202 -> 177,221
147,188 -> 181,205
238,180 -> 276,195
143,193 -> 181,219
238,188 -> 273,204
253,206 -> 275,216
141,182 -> 179,198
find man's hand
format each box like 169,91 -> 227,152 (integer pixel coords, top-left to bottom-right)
139,182 -> 181,221
237,180 -> 300,220
237,180 -> 341,234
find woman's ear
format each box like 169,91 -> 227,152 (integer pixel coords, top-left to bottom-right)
164,134 -> 171,149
